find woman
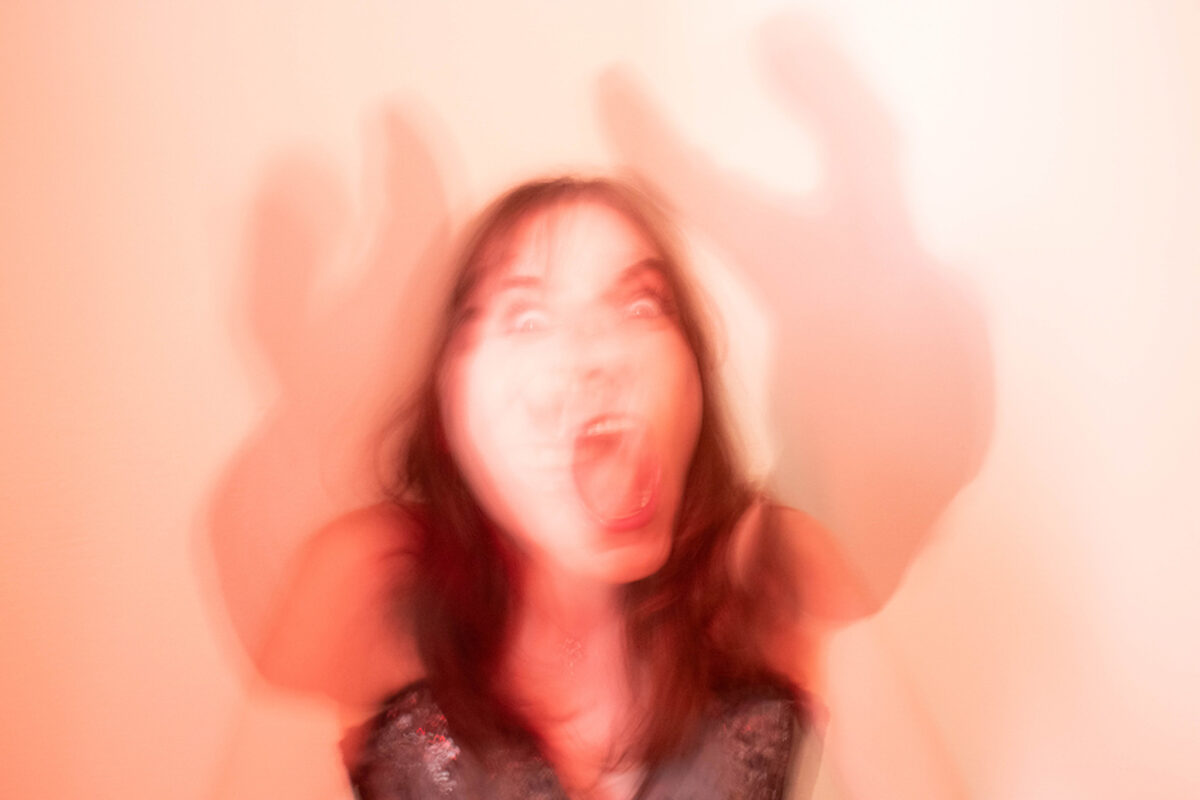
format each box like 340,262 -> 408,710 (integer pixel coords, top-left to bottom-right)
347,176 -> 858,799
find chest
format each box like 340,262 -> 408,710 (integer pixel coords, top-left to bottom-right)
352,685 -> 800,800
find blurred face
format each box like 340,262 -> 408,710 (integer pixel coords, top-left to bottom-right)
439,200 -> 702,584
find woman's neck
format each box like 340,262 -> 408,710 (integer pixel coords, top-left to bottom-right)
505,559 -> 646,798
508,559 -> 628,704
523,558 -> 622,636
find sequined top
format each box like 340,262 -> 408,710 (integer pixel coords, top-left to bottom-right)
350,682 -> 801,799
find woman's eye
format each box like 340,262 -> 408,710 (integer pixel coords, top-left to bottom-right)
505,306 -> 550,333
625,293 -> 664,319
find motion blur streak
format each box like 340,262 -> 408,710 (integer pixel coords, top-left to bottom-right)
2,2 -> 1198,800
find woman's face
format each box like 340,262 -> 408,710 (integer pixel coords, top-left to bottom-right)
439,199 -> 702,584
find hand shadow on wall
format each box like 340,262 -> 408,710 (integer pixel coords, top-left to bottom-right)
195,103 -> 457,713
597,14 -> 995,612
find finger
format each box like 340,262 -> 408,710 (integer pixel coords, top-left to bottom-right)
366,103 -> 454,277
595,65 -> 805,271
245,156 -> 348,374
317,104 -> 458,493
757,13 -> 908,222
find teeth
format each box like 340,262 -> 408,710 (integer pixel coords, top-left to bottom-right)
583,418 -> 633,437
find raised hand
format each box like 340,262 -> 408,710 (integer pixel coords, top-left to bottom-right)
202,105 -> 452,698
598,13 -> 994,611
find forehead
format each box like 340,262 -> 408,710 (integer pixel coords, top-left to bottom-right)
478,200 -> 661,292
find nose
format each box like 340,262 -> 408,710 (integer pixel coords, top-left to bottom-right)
526,316 -> 630,435
567,309 -> 614,361
564,315 -> 625,392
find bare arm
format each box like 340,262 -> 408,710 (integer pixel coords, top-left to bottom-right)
255,503 -> 424,709
731,503 -> 966,799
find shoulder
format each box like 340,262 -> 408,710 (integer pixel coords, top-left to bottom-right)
735,502 -> 881,626
284,502 -> 422,614
775,505 -> 883,622
256,503 -> 425,706
303,502 -> 420,565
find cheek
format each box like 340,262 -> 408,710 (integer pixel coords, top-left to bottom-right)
440,344 -> 558,514
444,351 -> 505,446
678,349 -> 703,419
452,338 -> 550,427
647,339 -> 703,448
440,350 -> 503,483
438,354 -> 527,537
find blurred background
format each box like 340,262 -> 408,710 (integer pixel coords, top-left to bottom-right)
2,1 -> 1198,797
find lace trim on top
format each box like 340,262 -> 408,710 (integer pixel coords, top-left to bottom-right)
351,683 -> 800,800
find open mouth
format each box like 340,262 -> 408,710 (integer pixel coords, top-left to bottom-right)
571,414 -> 661,531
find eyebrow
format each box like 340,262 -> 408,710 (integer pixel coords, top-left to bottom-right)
493,274 -> 544,293
608,259 -> 669,296
618,258 -> 664,281
480,257 -> 668,303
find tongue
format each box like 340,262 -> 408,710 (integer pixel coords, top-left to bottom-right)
572,424 -> 660,528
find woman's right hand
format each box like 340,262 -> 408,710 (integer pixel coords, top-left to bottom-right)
597,14 -> 994,613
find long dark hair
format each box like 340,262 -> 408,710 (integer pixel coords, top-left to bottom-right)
387,175 -> 798,764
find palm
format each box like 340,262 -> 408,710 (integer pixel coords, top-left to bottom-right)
597,14 -> 994,607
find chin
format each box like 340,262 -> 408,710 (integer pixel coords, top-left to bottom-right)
585,515 -> 674,585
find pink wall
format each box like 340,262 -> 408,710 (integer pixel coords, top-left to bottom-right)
3,2 -> 1198,798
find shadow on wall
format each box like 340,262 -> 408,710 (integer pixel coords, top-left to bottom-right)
192,11 -> 994,797
597,13 -> 995,610
194,103 -> 457,706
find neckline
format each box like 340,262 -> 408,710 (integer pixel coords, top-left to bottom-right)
356,680 -> 800,800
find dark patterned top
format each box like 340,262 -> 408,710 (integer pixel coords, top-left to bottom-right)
350,683 -> 801,800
